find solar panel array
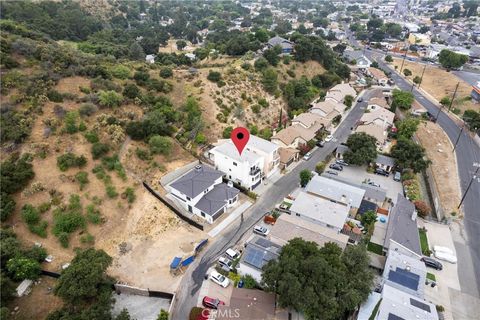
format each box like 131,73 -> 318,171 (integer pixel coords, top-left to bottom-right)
243,245 -> 279,269
387,313 -> 405,320
388,268 -> 420,291
410,298 -> 431,312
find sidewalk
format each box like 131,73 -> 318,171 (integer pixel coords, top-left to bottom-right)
208,201 -> 252,237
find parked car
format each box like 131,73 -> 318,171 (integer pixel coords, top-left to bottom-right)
303,152 -> 312,161
324,134 -> 333,142
209,271 -> 230,288
335,159 -> 349,166
434,251 -> 457,264
253,225 -> 269,236
225,248 -> 240,260
421,256 -> 443,270
316,140 -> 325,147
374,168 -> 389,177
218,257 -> 233,271
367,181 -> 381,187
393,171 -> 401,182
329,163 -> 343,171
357,97 -> 363,102
326,170 -> 338,175
426,111 -> 437,122
202,296 -> 226,309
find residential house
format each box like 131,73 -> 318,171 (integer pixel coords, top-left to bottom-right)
335,144 -> 350,159
270,212 -> 349,249
324,83 -> 357,105
209,135 -> 280,190
375,154 -> 396,172
383,193 -> 422,256
305,175 -> 365,210
309,100 -> 343,118
367,97 -> 390,110
368,67 -> 389,86
168,164 -> 239,223
271,123 -> 320,149
216,288 -> 276,320
291,112 -> 330,130
372,284 -> 439,320
382,249 -> 427,298
237,236 -> 281,283
266,36 -> 294,54
278,147 -> 299,169
343,50 -> 372,69
356,123 -> 388,147
360,107 -> 395,129
408,33 -> 431,46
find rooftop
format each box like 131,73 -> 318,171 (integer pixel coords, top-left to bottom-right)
289,191 -> 350,230
169,164 -> 223,199
272,123 -> 321,145
195,183 -> 239,218
361,108 -> 395,126
246,134 -> 279,154
368,97 -> 390,109
376,154 -> 396,167
384,194 -> 422,256
210,141 -> 263,165
217,288 -> 276,320
241,236 -> 281,271
356,123 -> 387,143
292,112 -> 330,128
305,175 -> 365,208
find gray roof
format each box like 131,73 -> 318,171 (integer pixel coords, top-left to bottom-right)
305,176 -> 365,208
336,144 -> 350,155
376,154 -> 396,167
241,236 -> 281,270
320,174 -> 387,203
267,36 -> 293,49
383,194 -> 422,255
344,50 -> 367,61
195,183 -> 239,218
169,165 -> 223,199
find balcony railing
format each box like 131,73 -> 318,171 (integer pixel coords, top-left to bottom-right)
250,167 -> 261,176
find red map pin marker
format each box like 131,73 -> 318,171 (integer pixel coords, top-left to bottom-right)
231,127 -> 250,155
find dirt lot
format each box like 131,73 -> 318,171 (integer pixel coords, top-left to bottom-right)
392,58 -> 478,113
8,277 -> 63,320
158,39 -> 199,54
416,121 -> 461,217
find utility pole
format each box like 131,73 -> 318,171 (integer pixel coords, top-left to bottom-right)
458,165 -> 480,209
448,82 -> 460,112
418,63 -> 427,90
452,124 -> 464,153
399,42 -> 408,74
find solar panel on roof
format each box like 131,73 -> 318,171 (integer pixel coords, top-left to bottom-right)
388,268 -> 420,291
410,298 -> 431,312
244,247 -> 265,269
387,313 -> 405,320
255,237 -> 273,248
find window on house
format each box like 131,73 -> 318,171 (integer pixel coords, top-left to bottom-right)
187,196 -> 191,201
201,212 -> 205,217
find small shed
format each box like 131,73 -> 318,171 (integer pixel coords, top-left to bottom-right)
16,279 -> 33,297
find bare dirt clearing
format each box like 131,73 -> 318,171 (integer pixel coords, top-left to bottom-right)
416,121 -> 462,217
392,58 -> 478,113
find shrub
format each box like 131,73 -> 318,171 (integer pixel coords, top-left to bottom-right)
123,187 -> 136,204
385,55 -> 393,62
251,104 -> 261,113
57,153 -> 87,171
258,98 -> 269,108
241,274 -> 258,289
80,233 -> 95,245
159,67 -> 173,78
315,162 -> 326,174
23,246 -> 48,262
241,62 -> 251,70
75,171 -> 89,190
106,185 -> 118,198
135,148 -> 152,161
228,272 -> 241,286
86,204 -> 101,224
189,307 -> 203,320
414,200 -> 431,217
222,126 -> 233,138
91,142 -> 110,159
195,133 -> 207,144
123,83 -> 140,99
64,111 -> 79,134
207,70 -> 222,82
98,90 -> 123,108
1,193 -> 16,221
21,204 -> 40,225
286,69 -> 296,78
101,155 -> 126,180
6,257 -> 41,280
111,65 -> 131,79
133,70 -> 150,84
47,90 -> 63,102
29,221 -> 48,238
149,135 -> 172,156
403,68 -> 412,76
84,130 -> 99,143
79,103 -> 98,117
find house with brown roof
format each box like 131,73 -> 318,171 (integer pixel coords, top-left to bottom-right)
325,83 -> 357,104
368,67 -> 388,85
291,112 -> 330,129
367,96 -> 390,110
356,122 -> 388,147
216,288 -> 276,320
271,123 -> 321,149
360,107 -> 395,129
278,147 -> 299,169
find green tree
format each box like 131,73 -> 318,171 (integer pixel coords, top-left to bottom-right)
463,110 -> 480,131
385,55 -> 393,62
391,137 -> 431,172
157,310 -> 169,320
262,67 -> 278,94
299,169 -> 313,187
222,126 -> 233,139
255,28 -> 269,42
344,95 -> 354,108
98,90 -> 123,108
315,162 -> 326,174
262,238 -> 373,320
413,75 -> 421,84
123,83 -> 140,99
7,256 -> 41,280
396,118 -> 420,139
343,133 -> 377,165
361,210 -> 377,227
403,68 -> 412,76
176,40 -> 187,51
439,96 -> 451,107
1,272 -> 16,305
254,57 -> 269,71
148,135 -> 172,156
0,153 -> 34,194
391,89 -> 414,111
438,49 -> 468,70
207,70 -> 222,82
1,192 -> 15,221
115,308 -> 131,320
129,42 -> 146,60
263,45 -> 282,66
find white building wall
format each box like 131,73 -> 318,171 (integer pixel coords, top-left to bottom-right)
237,263 -> 263,283
210,150 -> 263,190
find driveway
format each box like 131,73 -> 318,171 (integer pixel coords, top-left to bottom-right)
328,163 -> 403,201
196,268 -> 234,307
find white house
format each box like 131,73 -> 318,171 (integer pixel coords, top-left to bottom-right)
167,164 -> 239,223
145,54 -> 155,64
209,135 -> 279,190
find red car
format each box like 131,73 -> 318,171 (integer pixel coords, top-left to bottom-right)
202,296 -> 225,309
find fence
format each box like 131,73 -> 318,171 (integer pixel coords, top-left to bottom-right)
41,270 -> 61,278
142,181 -> 204,231
114,284 -> 174,300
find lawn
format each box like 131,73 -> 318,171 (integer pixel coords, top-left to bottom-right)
419,228 -> 429,255
367,242 -> 384,255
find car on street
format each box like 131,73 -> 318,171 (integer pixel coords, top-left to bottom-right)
303,152 -> 312,161
324,134 -> 333,142
209,270 -> 230,288
253,225 -> 269,236
316,140 -> 325,147
393,171 -> 401,182
374,168 -> 389,177
326,170 -> 338,175
225,248 -> 240,260
335,159 -> 349,166
202,296 -> 226,309
426,111 -> 437,122
357,97 -> 363,102
218,257 -> 234,271
329,163 -> 343,171
421,256 -> 443,270
367,181 -> 381,187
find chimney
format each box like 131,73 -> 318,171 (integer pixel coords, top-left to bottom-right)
227,181 -> 233,188
411,209 -> 417,221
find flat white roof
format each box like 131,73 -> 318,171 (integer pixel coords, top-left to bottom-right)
289,191 -> 349,230
210,141 -> 263,165
247,135 -> 279,154
305,176 -> 365,208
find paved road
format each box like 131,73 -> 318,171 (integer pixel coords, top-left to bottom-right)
453,70 -> 479,86
171,90 -> 376,320
345,25 -> 480,299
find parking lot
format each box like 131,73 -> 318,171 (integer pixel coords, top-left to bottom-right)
325,161 -> 403,201
197,267 -> 234,307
